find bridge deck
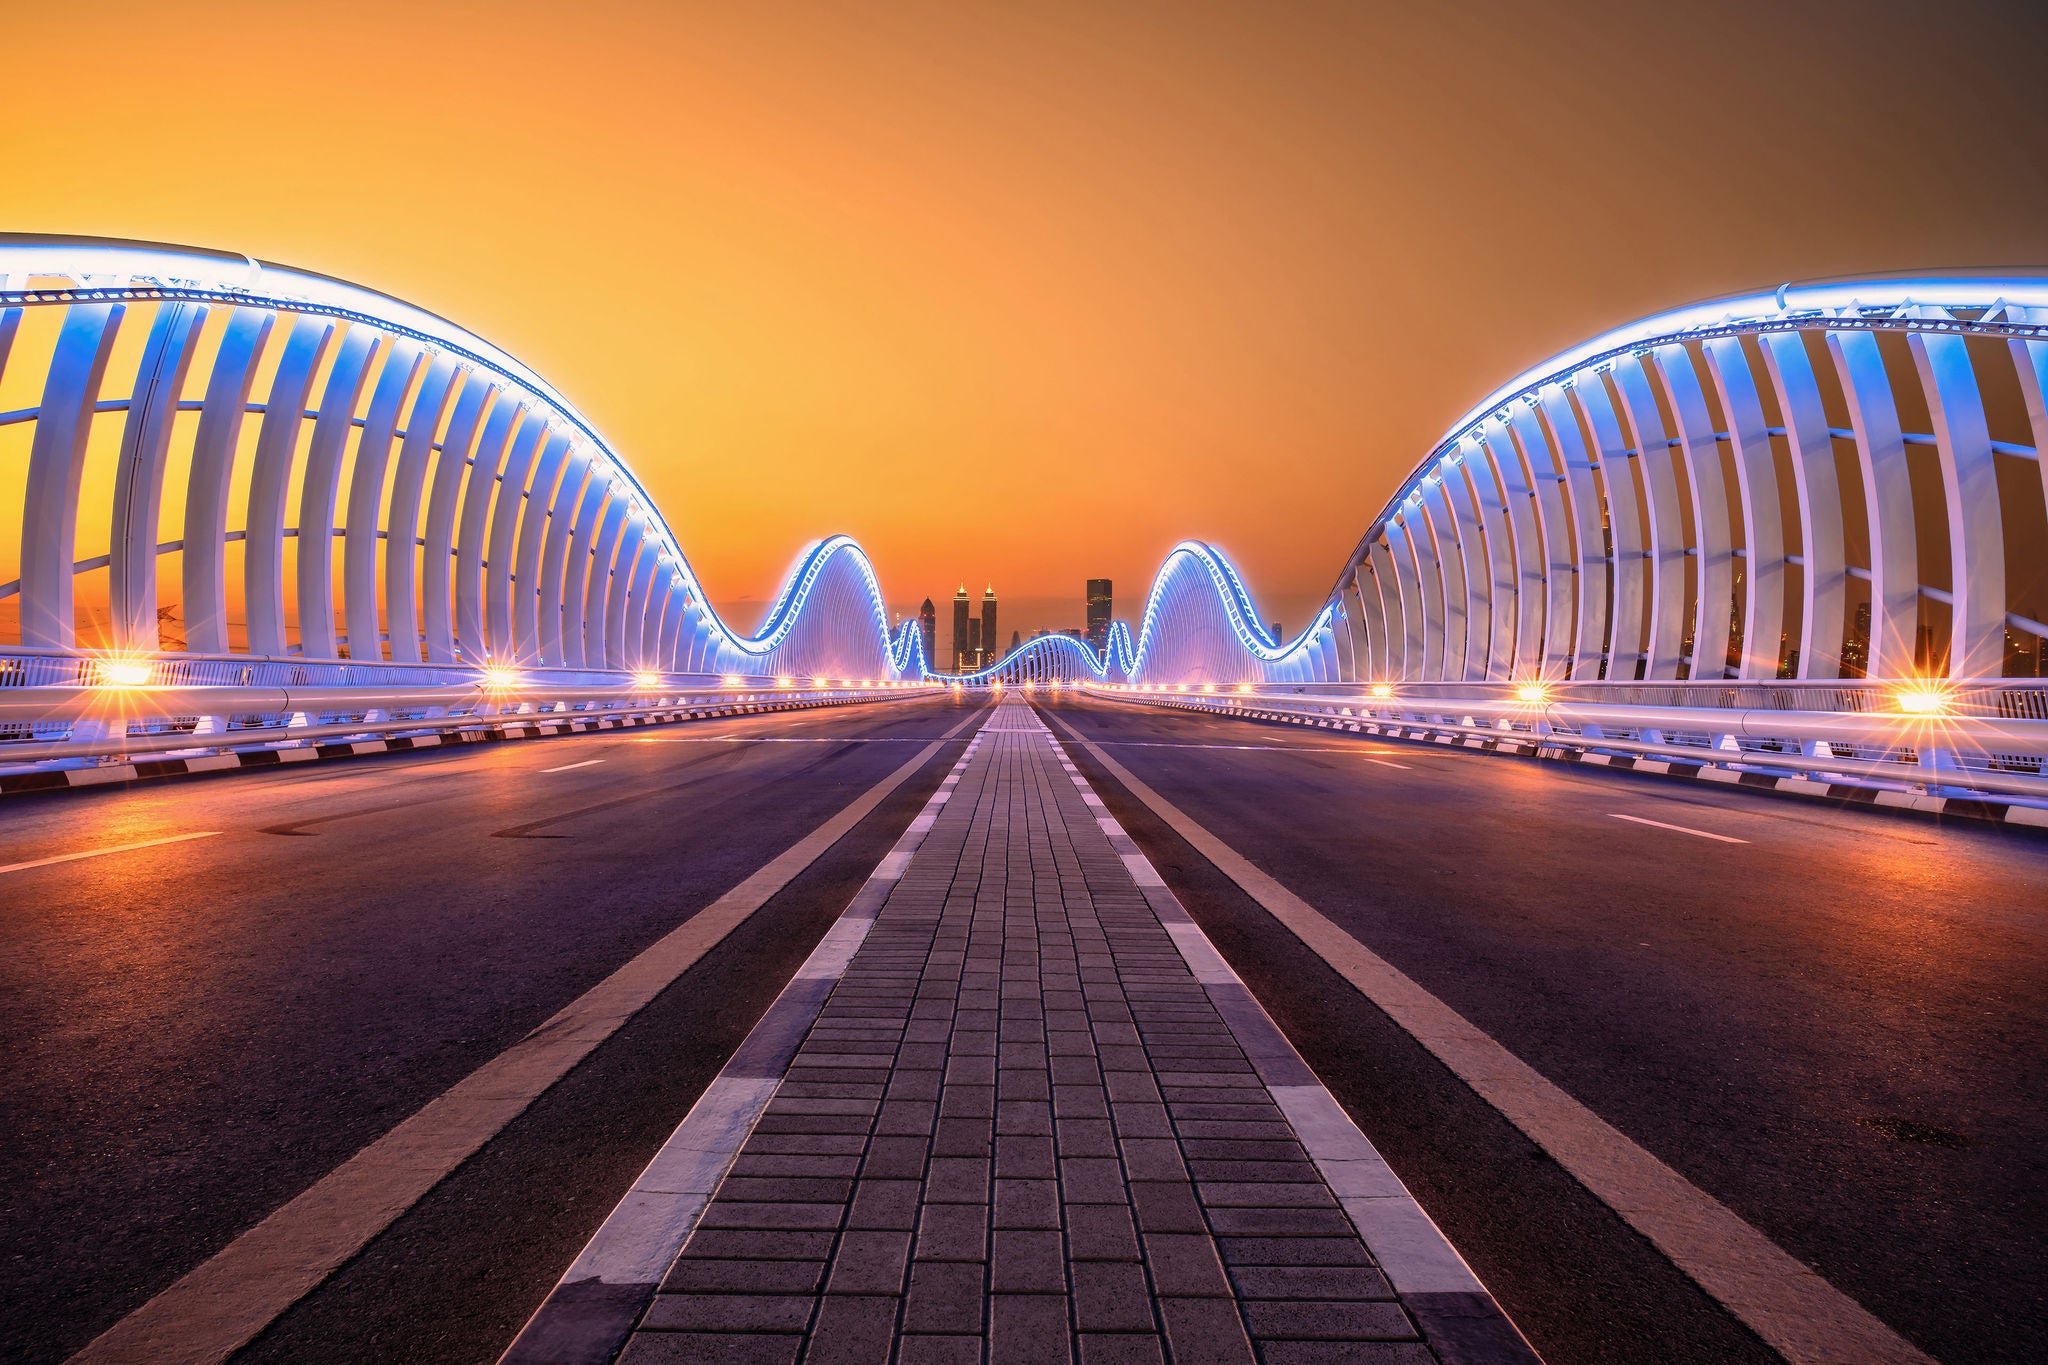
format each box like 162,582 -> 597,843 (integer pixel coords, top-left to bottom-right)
615,697 -> 1526,1364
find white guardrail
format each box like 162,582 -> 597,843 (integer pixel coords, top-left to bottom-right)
0,647 -> 940,772
1082,678 -> 2048,807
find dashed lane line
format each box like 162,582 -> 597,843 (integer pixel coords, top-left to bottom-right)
1041,708 -> 1932,1365
539,759 -> 605,774
1367,758 -> 1413,770
1083,739 -> 1429,755
0,830 -> 220,877
64,707 -> 989,1365
630,735 -> 944,744
1610,812 -> 1750,844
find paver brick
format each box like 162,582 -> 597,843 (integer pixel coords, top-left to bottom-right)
991,1229 -> 1067,1292
1242,1300 -> 1418,1340
1156,1297 -> 1257,1365
994,1177 -> 1063,1230
662,1257 -> 826,1295
990,1293 -> 1073,1365
904,1259 -> 988,1334
916,1203 -> 990,1262
1228,1265 -> 1395,1300
639,1292 -> 814,1332
617,1331 -> 802,1364
829,1229 -> 913,1294
808,1296 -> 902,1365
1077,1333 -> 1167,1365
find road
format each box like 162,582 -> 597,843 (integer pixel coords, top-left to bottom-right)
3,686 -> 2042,1364
1036,691 -> 2048,1365
0,693 -> 986,1365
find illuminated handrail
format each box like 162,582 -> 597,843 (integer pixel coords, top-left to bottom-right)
1322,272 -> 2048,688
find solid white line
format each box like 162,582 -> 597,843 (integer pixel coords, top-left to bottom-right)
1048,718 -> 1928,1365
1367,758 -> 1413,770
539,759 -> 604,774
1609,812 -> 1749,844
0,831 -> 220,877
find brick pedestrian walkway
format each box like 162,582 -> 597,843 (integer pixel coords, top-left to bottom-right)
614,696 -> 1531,1364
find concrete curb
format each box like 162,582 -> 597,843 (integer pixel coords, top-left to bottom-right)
0,697 -> 865,799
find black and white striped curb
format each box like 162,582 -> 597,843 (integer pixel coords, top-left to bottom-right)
1034,711 -> 1541,1365
1130,696 -> 2048,835
0,697 -> 869,799
498,719 -> 992,1365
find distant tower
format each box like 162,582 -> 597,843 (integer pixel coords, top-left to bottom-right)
1010,630 -> 1020,650
952,585 -> 971,672
918,598 -> 937,673
968,618 -> 983,666
1086,579 -> 1112,651
982,585 -> 998,668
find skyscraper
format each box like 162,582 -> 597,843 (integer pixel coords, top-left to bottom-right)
968,618 -> 982,665
1086,579 -> 1112,650
952,585 -> 971,672
918,598 -> 937,672
982,585 -> 998,668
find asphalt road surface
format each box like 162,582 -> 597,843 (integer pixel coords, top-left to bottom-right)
1035,691 -> 2048,1365
0,693 -> 987,1365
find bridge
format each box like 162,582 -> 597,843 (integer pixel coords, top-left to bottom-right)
2,237 -> 2043,1365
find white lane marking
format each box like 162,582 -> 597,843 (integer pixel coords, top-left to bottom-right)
1609,812 -> 1749,844
66,709 -> 989,1365
1050,719 -> 1929,1365
539,759 -> 604,774
0,831 -> 220,877
632,735 -> 936,745
1367,758 -> 1413,770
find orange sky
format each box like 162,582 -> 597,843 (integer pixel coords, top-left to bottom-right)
8,0 -> 2047,637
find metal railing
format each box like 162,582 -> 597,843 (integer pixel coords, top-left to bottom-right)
1087,678 -> 2048,806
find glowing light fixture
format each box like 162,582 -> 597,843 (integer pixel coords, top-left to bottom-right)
1515,683 -> 1550,704
632,671 -> 661,689
99,658 -> 153,687
722,674 -> 743,686
1369,682 -> 1394,699
481,665 -> 522,690
1894,685 -> 1953,717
